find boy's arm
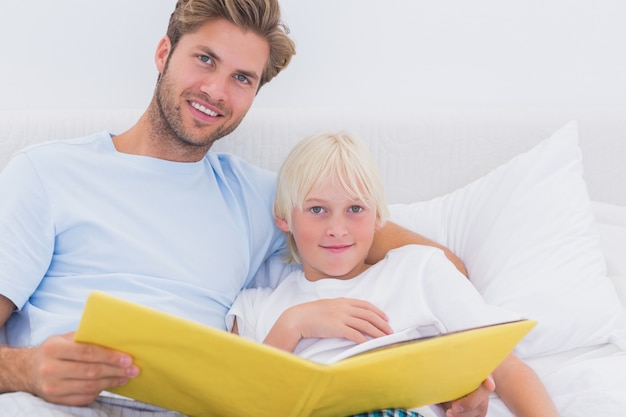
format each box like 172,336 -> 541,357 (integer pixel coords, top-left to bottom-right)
367,221 -> 468,276
492,354 -> 560,417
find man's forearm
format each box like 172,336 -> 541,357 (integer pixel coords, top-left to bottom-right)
368,221 -> 468,276
0,344 -> 32,394
0,294 -> 31,394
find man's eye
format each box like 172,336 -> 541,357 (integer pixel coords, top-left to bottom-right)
199,55 -> 212,64
235,74 -> 249,84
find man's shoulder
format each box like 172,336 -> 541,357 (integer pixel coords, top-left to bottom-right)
15,131 -> 110,159
207,150 -> 274,172
206,151 -> 277,188
4,131 -> 112,176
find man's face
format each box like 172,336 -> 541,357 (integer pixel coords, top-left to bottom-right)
153,19 -> 269,152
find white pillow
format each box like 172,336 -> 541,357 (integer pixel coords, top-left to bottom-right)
389,122 -> 624,358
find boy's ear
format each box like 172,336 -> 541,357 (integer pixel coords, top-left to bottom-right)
274,217 -> 290,232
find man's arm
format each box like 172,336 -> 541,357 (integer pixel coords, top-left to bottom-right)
0,294 -> 139,406
0,295 -> 13,331
367,221 -> 468,276
0,294 -> 32,396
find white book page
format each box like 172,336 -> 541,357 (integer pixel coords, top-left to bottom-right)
325,323 -> 442,364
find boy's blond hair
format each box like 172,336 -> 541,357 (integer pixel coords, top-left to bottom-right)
274,131 -> 389,264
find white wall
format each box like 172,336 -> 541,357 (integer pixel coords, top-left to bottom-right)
0,0 -> 171,110
1,0 -> 625,110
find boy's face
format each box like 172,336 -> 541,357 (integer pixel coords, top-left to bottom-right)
276,179 -> 380,282
153,18 -> 269,155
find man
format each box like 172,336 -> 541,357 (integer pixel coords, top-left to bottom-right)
0,1 -> 490,416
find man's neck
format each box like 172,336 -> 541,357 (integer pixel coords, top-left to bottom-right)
112,109 -> 208,163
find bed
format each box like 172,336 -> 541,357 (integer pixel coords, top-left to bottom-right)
1,106 -> 625,416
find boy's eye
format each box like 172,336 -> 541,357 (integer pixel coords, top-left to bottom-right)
310,206 -> 324,214
349,205 -> 363,213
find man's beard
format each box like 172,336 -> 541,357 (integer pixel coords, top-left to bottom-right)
150,68 -> 245,152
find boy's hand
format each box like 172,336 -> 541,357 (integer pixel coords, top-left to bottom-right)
296,298 -> 392,342
264,298 -> 392,351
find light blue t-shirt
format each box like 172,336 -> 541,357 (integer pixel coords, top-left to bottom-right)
0,132 -> 291,347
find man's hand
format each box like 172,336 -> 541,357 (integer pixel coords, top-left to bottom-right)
442,376 -> 495,417
3,331 -> 139,406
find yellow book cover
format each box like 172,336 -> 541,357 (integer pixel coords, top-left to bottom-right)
74,291 -> 535,417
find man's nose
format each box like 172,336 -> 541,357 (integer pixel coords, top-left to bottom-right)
199,75 -> 228,102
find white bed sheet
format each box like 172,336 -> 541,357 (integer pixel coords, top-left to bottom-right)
486,202 -> 626,416
594,202 -> 626,304
489,343 -> 626,417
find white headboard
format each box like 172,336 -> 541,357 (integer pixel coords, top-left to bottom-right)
1,106 -> 624,206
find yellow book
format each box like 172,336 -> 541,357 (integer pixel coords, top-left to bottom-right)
74,291 -> 536,417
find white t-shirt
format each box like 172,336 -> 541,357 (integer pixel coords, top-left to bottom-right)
228,244 -> 520,364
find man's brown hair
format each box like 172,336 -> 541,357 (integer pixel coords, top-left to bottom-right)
166,0 -> 296,88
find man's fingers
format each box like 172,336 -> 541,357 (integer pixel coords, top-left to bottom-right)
36,359 -> 136,405
38,376 -> 131,406
35,333 -> 138,402
61,358 -> 140,380
60,332 -> 134,368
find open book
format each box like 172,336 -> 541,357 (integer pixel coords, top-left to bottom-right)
324,323 -> 443,363
75,291 -> 536,417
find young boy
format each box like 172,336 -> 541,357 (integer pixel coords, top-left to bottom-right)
227,132 -> 559,417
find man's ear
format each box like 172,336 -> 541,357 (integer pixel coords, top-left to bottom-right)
274,217 -> 290,232
155,36 -> 172,74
